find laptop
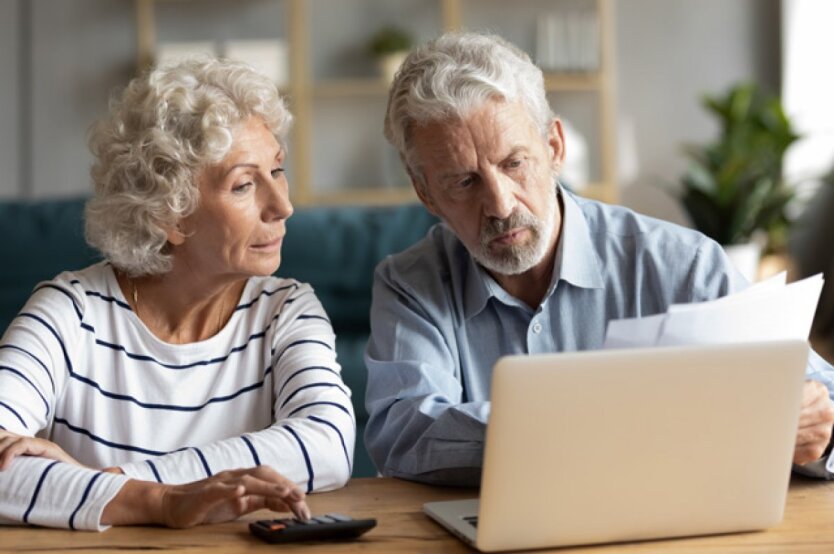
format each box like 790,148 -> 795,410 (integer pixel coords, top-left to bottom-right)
424,340 -> 809,552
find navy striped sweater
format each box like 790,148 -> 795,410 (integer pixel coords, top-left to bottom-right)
0,262 -> 354,530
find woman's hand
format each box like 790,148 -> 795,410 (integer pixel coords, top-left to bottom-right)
0,431 -> 82,470
102,465 -> 311,528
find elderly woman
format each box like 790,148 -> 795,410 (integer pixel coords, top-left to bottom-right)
0,58 -> 354,530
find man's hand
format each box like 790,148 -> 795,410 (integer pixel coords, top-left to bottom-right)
102,465 -> 311,528
794,380 -> 834,465
0,430 -> 82,470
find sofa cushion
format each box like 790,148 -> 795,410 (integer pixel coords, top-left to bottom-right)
0,198 -> 101,333
278,203 -> 438,333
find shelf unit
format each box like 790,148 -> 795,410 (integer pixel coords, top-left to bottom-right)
135,0 -> 617,205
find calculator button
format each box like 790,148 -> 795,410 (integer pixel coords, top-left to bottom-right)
312,516 -> 334,524
325,513 -> 352,522
281,519 -> 297,526
265,522 -> 285,531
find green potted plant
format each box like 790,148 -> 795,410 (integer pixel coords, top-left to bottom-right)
677,82 -> 800,281
368,25 -> 413,82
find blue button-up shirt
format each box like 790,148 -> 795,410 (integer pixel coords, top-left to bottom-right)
365,188 -> 834,485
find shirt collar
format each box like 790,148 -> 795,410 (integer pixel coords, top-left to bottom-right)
553,186 -> 606,291
460,184 -> 605,320
461,244 -> 494,319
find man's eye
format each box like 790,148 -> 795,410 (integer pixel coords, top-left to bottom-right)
271,167 -> 285,179
457,176 -> 475,188
506,159 -> 523,170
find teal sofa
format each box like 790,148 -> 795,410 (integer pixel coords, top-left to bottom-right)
0,197 -> 438,477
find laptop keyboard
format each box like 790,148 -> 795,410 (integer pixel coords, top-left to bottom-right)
463,516 -> 478,528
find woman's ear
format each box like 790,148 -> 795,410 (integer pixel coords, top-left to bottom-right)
165,224 -> 186,246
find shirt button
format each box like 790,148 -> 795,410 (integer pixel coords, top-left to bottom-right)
532,322 -> 542,334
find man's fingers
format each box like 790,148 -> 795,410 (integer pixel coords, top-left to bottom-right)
798,379 -> 834,429
802,380 -> 829,408
796,423 -> 832,446
798,397 -> 834,428
801,381 -> 818,408
794,443 -> 828,465
795,419 -> 833,466
794,382 -> 833,466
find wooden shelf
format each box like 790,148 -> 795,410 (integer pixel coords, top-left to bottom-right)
577,181 -> 616,203
134,0 -> 618,207
306,186 -> 417,206
544,71 -> 603,92
313,78 -> 391,98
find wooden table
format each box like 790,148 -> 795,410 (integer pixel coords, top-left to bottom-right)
4,476 -> 834,552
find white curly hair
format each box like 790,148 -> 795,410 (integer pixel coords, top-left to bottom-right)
85,56 -> 292,276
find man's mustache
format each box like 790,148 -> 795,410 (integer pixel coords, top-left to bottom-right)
480,210 -> 539,244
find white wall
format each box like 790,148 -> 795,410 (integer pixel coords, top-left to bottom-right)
0,0 -> 780,217
29,0 -> 135,198
0,0 -> 21,198
780,0 -> 834,336
615,0 -> 780,225
782,0 -> 834,189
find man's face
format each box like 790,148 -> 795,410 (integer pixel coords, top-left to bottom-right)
409,99 -> 565,275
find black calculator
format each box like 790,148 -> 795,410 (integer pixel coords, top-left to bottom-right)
249,513 -> 377,544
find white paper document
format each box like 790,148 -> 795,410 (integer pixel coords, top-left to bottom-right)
603,272 -> 824,349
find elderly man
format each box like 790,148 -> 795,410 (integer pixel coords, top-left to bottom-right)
364,32 -> 834,486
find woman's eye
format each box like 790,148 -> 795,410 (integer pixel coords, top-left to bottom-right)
232,182 -> 254,194
271,167 -> 285,179
506,159 -> 523,170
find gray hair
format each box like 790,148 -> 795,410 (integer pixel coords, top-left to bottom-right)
383,32 -> 554,186
85,57 -> 291,277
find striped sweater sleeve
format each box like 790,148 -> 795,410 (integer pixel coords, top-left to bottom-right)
0,282 -> 130,530
118,285 -> 355,492
0,458 -> 128,530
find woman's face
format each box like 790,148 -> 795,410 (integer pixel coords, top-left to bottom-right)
174,116 -> 293,281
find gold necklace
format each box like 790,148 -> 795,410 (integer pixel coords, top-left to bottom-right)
130,277 -> 230,339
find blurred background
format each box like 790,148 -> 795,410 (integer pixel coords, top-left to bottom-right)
0,0 -> 832,345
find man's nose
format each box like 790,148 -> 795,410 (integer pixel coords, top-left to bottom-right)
481,172 -> 515,220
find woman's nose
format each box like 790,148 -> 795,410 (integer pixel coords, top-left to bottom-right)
263,175 -> 293,221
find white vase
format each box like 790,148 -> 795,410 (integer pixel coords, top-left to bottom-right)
722,242 -> 762,283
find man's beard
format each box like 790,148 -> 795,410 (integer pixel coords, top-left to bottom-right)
471,184 -> 558,276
